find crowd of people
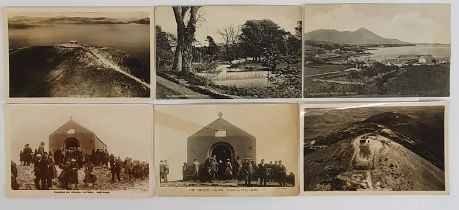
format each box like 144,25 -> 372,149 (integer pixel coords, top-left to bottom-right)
13,142 -> 149,190
160,156 -> 293,187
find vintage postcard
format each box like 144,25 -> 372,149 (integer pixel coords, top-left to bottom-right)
303,4 -> 450,97
5,104 -> 154,197
155,104 -> 299,196
155,6 -> 302,99
301,102 -> 448,195
5,7 -> 153,102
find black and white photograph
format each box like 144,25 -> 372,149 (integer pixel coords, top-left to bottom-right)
303,4 -> 450,97
155,104 -> 299,196
6,7 -> 152,98
303,102 -> 447,193
6,104 -> 153,197
155,6 -> 302,99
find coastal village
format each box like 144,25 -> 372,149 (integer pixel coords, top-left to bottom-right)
304,40 -> 450,97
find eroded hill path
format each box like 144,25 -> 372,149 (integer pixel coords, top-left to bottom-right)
59,44 -> 150,89
88,47 -> 150,89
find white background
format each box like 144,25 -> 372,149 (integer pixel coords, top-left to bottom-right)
0,0 -> 456,210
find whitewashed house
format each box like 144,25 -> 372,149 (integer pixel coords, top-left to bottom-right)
419,55 -> 435,65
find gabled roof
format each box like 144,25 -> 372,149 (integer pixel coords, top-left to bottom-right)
50,119 -> 94,136
188,115 -> 255,139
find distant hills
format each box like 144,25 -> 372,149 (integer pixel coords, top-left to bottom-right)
8,16 -> 149,27
304,28 -> 409,45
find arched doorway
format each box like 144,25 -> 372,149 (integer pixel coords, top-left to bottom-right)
63,137 -> 80,150
63,137 -> 80,161
209,142 -> 235,164
209,142 -> 235,180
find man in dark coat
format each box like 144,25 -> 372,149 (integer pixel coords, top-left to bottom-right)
54,149 -> 63,165
257,159 -> 267,186
234,156 -> 242,182
46,155 -> 56,189
202,157 -> 213,183
19,151 -> 24,166
58,160 -> 69,189
110,157 -> 121,182
67,159 -> 79,189
243,159 -> 254,186
23,144 -> 33,166
278,160 -> 287,187
103,149 -> 110,167
76,147 -> 83,169
33,154 -> 48,190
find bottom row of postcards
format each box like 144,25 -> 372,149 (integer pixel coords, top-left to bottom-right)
5,102 -> 448,197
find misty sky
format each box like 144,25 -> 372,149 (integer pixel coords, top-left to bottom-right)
155,104 -> 299,181
8,8 -> 150,22
7,104 -> 153,163
155,6 -> 302,44
304,4 -> 451,44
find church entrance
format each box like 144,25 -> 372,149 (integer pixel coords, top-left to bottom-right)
64,137 -> 80,150
209,142 -> 235,180
63,137 -> 80,161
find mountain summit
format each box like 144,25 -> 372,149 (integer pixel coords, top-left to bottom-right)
304,28 -> 409,45
304,111 -> 445,191
9,45 -> 150,97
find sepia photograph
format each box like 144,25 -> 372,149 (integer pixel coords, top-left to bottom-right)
6,7 -> 152,99
155,104 -> 299,196
302,102 -> 448,194
303,4 -> 450,97
5,104 -> 154,197
155,6 -> 302,99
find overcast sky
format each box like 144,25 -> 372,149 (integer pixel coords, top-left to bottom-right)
7,104 -> 153,163
304,4 -> 451,44
155,104 -> 299,181
155,6 -> 301,44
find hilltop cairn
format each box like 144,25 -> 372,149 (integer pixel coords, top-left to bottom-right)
60,40 -> 81,48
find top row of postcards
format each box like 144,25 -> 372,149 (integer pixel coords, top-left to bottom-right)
5,4 -> 451,101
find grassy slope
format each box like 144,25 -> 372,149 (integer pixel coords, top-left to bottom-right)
384,64 -> 450,97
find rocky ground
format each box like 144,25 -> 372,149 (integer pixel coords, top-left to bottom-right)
160,180 -> 293,188
304,133 -> 445,191
15,165 -> 149,192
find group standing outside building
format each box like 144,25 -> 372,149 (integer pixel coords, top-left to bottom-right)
160,156 -> 292,187
13,142 -> 149,190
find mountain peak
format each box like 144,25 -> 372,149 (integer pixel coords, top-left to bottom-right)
356,27 -> 370,32
304,27 -> 408,45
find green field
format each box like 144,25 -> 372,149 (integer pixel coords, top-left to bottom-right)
304,63 -> 450,97
304,64 -> 353,76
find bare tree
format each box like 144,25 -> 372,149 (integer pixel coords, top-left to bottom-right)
219,25 -> 240,64
172,6 -> 200,72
